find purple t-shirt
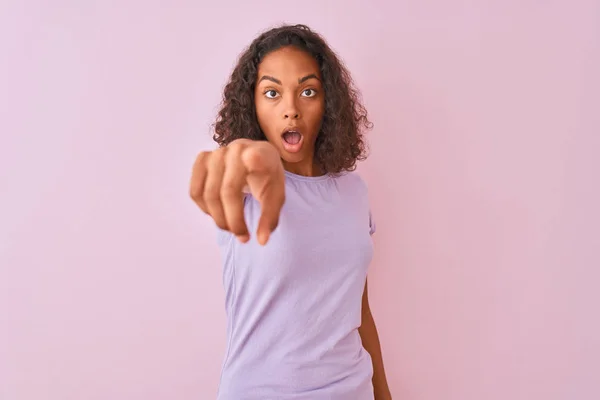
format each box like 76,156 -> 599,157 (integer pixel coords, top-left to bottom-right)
215,169 -> 376,399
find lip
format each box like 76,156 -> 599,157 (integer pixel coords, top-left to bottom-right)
281,126 -> 303,136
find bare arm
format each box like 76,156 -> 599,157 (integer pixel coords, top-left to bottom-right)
359,278 -> 392,399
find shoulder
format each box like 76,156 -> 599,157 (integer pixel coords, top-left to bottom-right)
333,170 -> 370,193
335,171 -> 377,235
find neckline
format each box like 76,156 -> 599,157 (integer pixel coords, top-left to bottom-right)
284,170 -> 332,182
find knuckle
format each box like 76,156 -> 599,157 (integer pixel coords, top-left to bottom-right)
220,184 -> 239,199
231,138 -> 250,148
189,180 -> 206,200
213,147 -> 227,158
195,151 -> 212,166
198,150 -> 211,159
195,151 -> 207,162
243,147 -> 262,164
207,149 -> 225,168
189,186 -> 201,200
225,146 -> 243,163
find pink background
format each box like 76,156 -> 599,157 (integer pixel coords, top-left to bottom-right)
2,1 -> 599,399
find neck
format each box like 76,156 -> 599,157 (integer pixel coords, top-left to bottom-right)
282,160 -> 324,177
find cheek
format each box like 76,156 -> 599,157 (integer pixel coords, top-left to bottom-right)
303,100 -> 325,126
255,102 -> 283,142
255,100 -> 273,128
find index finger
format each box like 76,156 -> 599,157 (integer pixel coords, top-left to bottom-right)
255,178 -> 285,246
221,145 -> 250,242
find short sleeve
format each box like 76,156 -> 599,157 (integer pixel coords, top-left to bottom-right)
369,209 -> 376,236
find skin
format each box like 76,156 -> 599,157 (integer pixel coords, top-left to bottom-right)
190,138 -> 285,245
360,278 -> 393,399
255,46 -> 392,398
254,46 -> 325,177
190,45 -> 392,398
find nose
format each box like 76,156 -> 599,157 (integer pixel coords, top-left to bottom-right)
282,96 -> 300,120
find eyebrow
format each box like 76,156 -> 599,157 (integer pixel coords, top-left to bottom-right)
258,74 -> 321,85
258,75 -> 282,85
299,74 -> 320,83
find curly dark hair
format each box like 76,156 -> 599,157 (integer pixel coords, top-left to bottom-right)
212,24 -> 373,174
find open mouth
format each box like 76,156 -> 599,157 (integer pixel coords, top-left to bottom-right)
280,128 -> 304,153
282,129 -> 302,145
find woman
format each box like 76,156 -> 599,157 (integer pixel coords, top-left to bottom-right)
190,24 -> 392,400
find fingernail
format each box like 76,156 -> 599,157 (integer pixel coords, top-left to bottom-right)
237,234 -> 250,243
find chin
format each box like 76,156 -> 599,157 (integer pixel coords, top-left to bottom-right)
280,151 -> 305,163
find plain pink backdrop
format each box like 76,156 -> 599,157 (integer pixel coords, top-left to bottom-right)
1,1 -> 599,399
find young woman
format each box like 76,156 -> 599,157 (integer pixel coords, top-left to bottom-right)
190,24 -> 392,400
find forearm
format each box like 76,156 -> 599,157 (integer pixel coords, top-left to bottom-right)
359,310 -> 392,399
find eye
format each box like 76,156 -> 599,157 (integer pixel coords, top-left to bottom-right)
301,89 -> 317,97
264,90 -> 279,99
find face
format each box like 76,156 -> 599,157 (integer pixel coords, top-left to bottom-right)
254,46 -> 325,176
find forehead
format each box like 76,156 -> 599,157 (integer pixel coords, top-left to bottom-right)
257,46 -> 320,80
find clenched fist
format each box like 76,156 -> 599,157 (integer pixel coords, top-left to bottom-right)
190,138 -> 286,245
